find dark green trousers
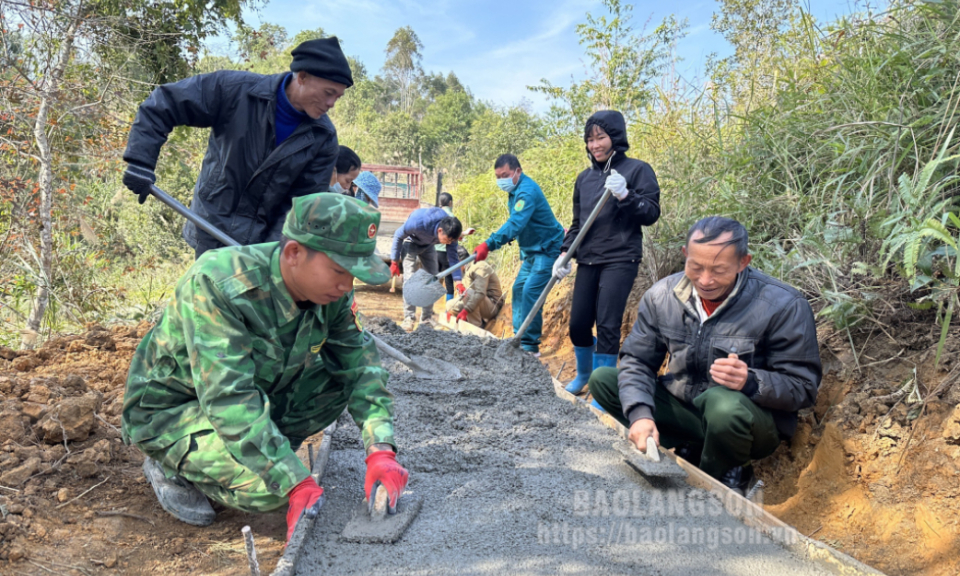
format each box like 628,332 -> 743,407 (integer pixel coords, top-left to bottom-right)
589,367 -> 781,479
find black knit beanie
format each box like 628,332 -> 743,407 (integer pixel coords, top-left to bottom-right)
290,37 -> 354,88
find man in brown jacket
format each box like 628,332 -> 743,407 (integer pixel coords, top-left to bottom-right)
446,258 -> 503,328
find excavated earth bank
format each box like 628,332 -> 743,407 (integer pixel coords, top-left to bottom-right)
295,320 -> 833,576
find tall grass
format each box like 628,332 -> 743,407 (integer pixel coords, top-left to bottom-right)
454,0 -> 960,337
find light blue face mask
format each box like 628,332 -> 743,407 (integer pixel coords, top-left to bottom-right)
331,181 -> 344,194
496,172 -> 518,193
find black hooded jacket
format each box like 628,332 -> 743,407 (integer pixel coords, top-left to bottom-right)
560,110 -> 661,265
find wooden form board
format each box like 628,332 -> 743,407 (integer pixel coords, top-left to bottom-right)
550,376 -> 886,575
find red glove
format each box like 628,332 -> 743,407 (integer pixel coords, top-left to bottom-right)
390,261 -> 401,277
286,478 -> 324,543
457,309 -> 469,322
474,242 -> 490,262
364,450 -> 409,508
455,282 -> 466,295
446,312 -> 452,322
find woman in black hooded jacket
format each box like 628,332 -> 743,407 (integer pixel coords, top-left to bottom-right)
557,110 -> 661,397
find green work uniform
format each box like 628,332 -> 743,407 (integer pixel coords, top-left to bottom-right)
121,242 -> 395,512
589,367 -> 780,478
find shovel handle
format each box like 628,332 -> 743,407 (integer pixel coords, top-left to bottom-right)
435,253 -> 477,281
148,184 -> 240,248
370,334 -> 413,364
512,187 -> 614,345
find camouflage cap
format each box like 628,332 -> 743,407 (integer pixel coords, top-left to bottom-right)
282,193 -> 391,285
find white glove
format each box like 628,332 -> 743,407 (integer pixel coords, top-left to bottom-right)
553,253 -> 572,279
605,169 -> 628,201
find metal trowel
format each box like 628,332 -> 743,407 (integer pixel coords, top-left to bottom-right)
340,482 -> 423,544
614,437 -> 687,479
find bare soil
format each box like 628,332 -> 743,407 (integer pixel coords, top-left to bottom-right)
1,272 -> 958,575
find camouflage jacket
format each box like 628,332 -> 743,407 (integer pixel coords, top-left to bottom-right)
447,262 -> 503,314
122,243 -> 395,497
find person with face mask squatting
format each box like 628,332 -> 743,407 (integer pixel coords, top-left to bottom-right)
556,111 -> 661,406
472,154 -> 565,356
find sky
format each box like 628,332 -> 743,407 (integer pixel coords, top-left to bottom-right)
210,0 -> 868,112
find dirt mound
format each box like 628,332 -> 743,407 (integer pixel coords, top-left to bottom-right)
0,323 -> 290,574
756,323 -> 960,576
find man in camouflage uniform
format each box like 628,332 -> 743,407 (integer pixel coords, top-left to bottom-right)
445,257 -> 503,328
122,194 -> 408,541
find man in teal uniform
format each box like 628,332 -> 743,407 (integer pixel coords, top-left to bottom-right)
473,154 -> 564,355
122,194 -> 408,542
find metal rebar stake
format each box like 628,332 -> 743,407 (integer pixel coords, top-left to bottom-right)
242,525 -> 261,576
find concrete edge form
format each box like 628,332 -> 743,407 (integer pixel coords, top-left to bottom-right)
270,421 -> 339,576
550,377 -> 887,576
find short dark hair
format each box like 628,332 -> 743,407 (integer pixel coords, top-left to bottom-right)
439,192 -> 453,207
685,217 -> 749,259
494,154 -> 521,171
438,216 -> 462,240
335,146 -> 362,174
279,235 -> 320,258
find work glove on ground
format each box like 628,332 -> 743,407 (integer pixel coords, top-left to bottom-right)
455,282 -> 466,295
605,169 -> 628,201
456,309 -> 469,322
123,162 -> 156,204
474,242 -> 490,262
553,253 -> 572,279
364,450 -> 409,508
286,478 -> 325,543
390,261 -> 401,277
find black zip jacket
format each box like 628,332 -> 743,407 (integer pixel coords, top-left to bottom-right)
560,110 -> 661,264
618,268 -> 822,438
123,71 -> 338,249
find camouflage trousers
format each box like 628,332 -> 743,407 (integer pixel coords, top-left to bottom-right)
142,423 -> 319,513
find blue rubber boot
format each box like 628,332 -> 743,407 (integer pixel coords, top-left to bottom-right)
564,341 -> 595,394
590,353 -> 618,413
446,294 -> 453,301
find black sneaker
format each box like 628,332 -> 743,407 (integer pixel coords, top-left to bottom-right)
719,464 -> 753,496
142,457 -> 215,526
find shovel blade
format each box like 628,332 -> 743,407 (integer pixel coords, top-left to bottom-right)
406,354 -> 462,380
494,337 -> 525,365
402,269 -> 447,307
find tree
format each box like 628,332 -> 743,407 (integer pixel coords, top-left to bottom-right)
383,26 -> 424,114
0,0 -> 253,348
531,0 -> 686,134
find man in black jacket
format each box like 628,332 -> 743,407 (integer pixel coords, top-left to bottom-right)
588,217 -> 821,493
121,38 -> 353,258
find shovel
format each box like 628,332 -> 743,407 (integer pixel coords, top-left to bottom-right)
370,333 -> 462,380
495,184 -> 614,363
402,254 -> 477,308
144,184 -> 463,381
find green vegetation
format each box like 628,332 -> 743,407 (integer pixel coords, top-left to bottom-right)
2,0 -> 959,352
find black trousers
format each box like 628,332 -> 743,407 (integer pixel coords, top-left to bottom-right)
569,261 -> 639,354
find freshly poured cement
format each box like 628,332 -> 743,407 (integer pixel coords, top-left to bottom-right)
295,321 -> 832,576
